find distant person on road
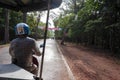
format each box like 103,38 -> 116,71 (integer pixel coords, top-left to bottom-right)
9,23 -> 41,75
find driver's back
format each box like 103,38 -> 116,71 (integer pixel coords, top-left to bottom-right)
9,37 -> 37,71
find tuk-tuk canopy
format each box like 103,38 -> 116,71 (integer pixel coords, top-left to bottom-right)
0,0 -> 62,12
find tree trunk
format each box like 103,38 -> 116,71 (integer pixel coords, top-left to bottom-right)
4,9 -> 9,43
109,29 -> 113,51
73,0 -> 77,14
23,12 -> 27,23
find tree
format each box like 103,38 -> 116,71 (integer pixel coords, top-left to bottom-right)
27,12 -> 45,39
55,0 -> 120,57
0,8 -> 5,42
4,9 -> 9,43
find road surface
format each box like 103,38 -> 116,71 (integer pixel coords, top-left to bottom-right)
0,39 -> 74,80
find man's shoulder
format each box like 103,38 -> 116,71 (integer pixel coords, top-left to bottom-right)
11,38 -> 18,42
10,37 -> 36,43
27,37 -> 35,41
26,37 -> 36,43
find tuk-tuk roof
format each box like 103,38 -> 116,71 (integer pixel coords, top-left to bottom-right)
0,0 -> 62,12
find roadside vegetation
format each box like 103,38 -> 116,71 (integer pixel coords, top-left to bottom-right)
54,0 -> 120,58
0,0 -> 120,58
0,9 -> 45,43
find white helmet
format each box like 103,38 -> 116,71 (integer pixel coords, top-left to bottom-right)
15,23 -> 30,35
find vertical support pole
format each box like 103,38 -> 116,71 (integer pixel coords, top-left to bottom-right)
39,0 -> 51,80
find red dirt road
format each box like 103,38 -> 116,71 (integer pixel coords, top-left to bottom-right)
59,42 -> 120,80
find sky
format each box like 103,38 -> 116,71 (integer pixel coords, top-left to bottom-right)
40,8 -> 61,28
40,13 -> 55,28
40,1 -> 66,28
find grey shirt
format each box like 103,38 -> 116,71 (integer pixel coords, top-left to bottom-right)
9,37 -> 41,71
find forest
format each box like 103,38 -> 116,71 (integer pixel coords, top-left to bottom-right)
0,0 -> 120,58
54,0 -> 120,58
0,9 -> 45,43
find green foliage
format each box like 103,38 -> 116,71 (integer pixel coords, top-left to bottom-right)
0,9 -> 23,41
54,13 -> 75,39
9,11 -> 23,40
27,13 -> 45,39
0,9 -> 45,41
58,14 -> 74,28
27,14 -> 37,30
55,0 -> 120,57
84,18 -> 102,32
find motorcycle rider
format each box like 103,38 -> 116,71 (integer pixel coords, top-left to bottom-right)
9,23 -> 41,75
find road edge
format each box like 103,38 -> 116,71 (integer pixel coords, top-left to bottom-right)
56,40 -> 76,80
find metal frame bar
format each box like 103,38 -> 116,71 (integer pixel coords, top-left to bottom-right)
39,0 -> 51,80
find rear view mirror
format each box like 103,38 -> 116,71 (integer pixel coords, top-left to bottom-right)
40,44 -> 44,48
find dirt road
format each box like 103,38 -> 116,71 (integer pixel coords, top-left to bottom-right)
58,42 -> 120,80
